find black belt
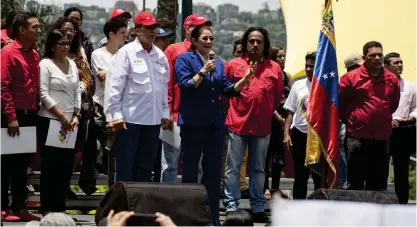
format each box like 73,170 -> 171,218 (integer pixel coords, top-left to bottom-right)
15,109 -> 37,115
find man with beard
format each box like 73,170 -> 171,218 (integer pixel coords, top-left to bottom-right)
223,27 -> 284,223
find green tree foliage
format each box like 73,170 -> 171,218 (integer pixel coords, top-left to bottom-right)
1,0 -> 21,20
25,1 -> 55,54
1,0 -> 54,54
213,2 -> 287,61
156,0 -> 178,44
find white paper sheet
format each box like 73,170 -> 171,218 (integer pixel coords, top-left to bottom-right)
45,120 -> 78,149
159,122 -> 181,150
1,127 -> 37,155
272,196 -> 416,226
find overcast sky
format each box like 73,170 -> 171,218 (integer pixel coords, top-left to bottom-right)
55,0 -> 281,13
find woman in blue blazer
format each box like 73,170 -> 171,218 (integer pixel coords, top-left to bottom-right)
175,25 -> 254,225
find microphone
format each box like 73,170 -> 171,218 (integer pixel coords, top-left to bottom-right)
208,51 -> 215,81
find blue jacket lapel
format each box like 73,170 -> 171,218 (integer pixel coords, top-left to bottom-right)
191,50 -> 204,75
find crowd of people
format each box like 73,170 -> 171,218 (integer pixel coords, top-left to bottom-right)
1,6 -> 416,226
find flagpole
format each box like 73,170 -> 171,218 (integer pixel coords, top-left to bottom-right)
320,0 -> 329,190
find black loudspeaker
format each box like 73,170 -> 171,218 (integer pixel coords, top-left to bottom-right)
307,189 -> 399,204
95,182 -> 212,226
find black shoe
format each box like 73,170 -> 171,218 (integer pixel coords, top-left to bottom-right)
252,212 -> 270,223
241,189 -> 250,199
66,188 -> 78,200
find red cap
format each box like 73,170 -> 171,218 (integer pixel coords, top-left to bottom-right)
183,14 -> 212,29
109,9 -> 132,19
134,12 -> 159,26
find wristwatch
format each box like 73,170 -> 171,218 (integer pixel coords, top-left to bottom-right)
73,112 -> 81,119
198,71 -> 206,78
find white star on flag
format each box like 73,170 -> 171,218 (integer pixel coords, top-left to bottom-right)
323,73 -> 328,80
330,71 -> 336,77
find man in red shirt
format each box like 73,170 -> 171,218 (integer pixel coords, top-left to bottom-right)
339,41 -> 400,191
223,27 -> 284,223
1,12 -> 41,222
161,14 -> 212,182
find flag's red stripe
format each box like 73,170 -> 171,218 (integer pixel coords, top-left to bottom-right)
308,76 -> 339,187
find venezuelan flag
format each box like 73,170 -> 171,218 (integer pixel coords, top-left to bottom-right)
305,0 -> 339,188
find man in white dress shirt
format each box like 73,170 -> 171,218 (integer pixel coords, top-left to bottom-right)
107,12 -> 170,182
384,52 -> 416,204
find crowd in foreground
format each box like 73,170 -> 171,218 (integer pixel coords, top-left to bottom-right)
1,6 -> 416,226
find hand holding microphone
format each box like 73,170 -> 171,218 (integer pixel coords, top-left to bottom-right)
201,59 -> 215,74
201,51 -> 216,74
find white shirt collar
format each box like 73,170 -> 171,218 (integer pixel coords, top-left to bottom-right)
134,39 -> 157,56
196,51 -> 208,63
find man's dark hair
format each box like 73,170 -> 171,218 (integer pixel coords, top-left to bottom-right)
223,210 -> 254,226
305,51 -> 317,62
362,41 -> 383,56
63,7 -> 83,21
384,52 -> 400,65
6,10 -> 20,29
11,11 -> 37,39
43,29 -> 67,58
232,39 -> 242,54
241,27 -> 271,59
190,25 -> 213,50
52,17 -> 81,54
103,19 -> 127,39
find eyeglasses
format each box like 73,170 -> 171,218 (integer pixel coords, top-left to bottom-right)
201,36 -> 214,41
56,41 -> 70,46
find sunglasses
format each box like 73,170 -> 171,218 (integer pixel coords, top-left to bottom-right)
201,37 -> 214,41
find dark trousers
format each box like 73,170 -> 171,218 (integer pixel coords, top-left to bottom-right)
390,126 -> 416,204
38,117 -> 76,212
181,126 -> 224,226
1,110 -> 37,211
114,123 -> 161,182
153,140 -> 163,182
78,118 -> 99,195
346,136 -> 389,190
264,119 -> 284,191
291,128 -> 321,199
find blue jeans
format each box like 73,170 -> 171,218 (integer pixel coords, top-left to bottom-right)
114,123 -> 161,182
223,131 -> 270,213
161,142 -> 203,183
339,122 -> 347,188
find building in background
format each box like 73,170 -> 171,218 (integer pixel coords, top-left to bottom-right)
113,0 -> 139,21
193,3 -> 216,23
216,3 -> 238,24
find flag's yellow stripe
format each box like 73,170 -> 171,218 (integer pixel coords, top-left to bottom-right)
306,124 -> 337,188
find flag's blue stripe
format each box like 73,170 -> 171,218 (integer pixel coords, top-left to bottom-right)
313,31 -> 339,109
